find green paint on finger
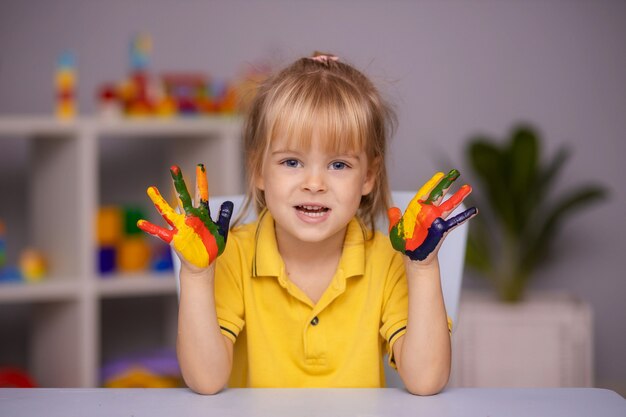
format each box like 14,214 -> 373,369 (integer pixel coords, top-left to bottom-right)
170,165 -> 194,213
425,169 -> 460,204
389,225 -> 406,252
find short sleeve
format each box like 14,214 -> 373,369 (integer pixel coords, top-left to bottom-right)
214,234 -> 246,343
379,251 -> 409,369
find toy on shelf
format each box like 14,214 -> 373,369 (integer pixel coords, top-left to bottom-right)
117,237 -> 151,272
97,206 -> 123,274
55,51 -> 77,120
129,32 -> 151,73
152,244 -> 174,272
0,220 -> 18,282
0,367 -> 37,388
0,220 -> 48,283
101,349 -> 182,388
19,249 -> 47,282
126,33 -> 154,116
162,73 -> 209,115
95,33 -> 259,118
96,205 -> 172,276
98,83 -> 122,119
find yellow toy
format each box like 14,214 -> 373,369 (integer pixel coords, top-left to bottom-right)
19,249 -> 47,282
97,206 -> 124,246
55,51 -> 77,119
117,236 -> 151,273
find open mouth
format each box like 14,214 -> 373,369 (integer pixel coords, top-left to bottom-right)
295,205 -> 330,217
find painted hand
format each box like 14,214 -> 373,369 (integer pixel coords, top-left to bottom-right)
137,164 -> 233,269
388,169 -> 477,263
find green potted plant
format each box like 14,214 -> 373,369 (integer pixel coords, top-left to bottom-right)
464,125 -> 607,302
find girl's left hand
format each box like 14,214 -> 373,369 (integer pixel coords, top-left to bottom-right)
388,169 -> 478,264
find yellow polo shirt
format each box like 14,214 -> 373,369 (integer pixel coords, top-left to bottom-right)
214,210 -> 409,388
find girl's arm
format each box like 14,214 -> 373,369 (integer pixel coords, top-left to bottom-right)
177,263 -> 234,394
392,258 -> 450,396
387,170 -> 477,395
137,164 -> 235,394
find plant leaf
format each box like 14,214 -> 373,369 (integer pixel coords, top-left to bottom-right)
522,186 -> 608,271
465,215 -> 493,273
467,139 -> 517,234
508,126 -> 540,232
536,145 -> 571,204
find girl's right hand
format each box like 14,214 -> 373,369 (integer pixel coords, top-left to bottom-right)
137,164 -> 233,270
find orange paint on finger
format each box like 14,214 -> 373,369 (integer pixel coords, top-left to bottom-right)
439,184 -> 472,213
196,164 -> 209,202
387,207 -> 403,232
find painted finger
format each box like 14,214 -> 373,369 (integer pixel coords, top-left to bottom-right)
439,184 -> 473,216
387,207 -> 403,232
443,206 -> 478,231
137,219 -> 174,243
147,186 -> 177,228
196,163 -> 209,212
194,171 -> 200,209
402,172 -> 445,238
414,172 -> 445,203
216,201 -> 234,240
425,169 -> 460,204
170,165 -> 194,215
387,208 -> 407,252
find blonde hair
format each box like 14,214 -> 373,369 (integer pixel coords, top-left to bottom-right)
237,53 -> 396,233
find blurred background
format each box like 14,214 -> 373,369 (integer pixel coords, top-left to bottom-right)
0,0 -> 624,394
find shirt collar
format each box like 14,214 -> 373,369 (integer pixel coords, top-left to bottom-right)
252,210 -> 367,279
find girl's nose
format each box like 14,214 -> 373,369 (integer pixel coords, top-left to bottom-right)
302,167 -> 327,192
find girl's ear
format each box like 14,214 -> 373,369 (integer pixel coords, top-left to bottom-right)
361,157 -> 380,196
255,174 -> 265,191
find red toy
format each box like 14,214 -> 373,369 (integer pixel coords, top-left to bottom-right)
0,367 -> 37,388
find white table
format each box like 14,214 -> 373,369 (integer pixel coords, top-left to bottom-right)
1,388 -> 624,416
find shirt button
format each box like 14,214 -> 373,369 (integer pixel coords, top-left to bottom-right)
310,316 -> 319,326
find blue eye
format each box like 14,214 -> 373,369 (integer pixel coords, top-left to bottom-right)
282,159 -> 301,168
330,161 -> 348,170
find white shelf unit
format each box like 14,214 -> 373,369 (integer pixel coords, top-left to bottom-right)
0,116 -> 243,387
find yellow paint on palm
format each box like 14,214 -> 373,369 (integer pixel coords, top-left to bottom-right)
171,219 -> 210,268
146,186 -> 210,267
402,172 -> 444,240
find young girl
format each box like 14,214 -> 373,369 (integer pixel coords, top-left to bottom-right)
138,52 -> 477,395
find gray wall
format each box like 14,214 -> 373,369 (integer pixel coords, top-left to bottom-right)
1,0 -> 624,390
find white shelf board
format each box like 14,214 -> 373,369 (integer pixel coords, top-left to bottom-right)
0,279 -> 80,303
0,115 -> 243,138
0,116 -> 80,137
90,116 -> 242,137
97,273 -> 177,298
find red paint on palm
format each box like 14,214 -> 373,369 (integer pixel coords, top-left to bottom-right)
184,215 -> 219,264
405,204 -> 440,250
